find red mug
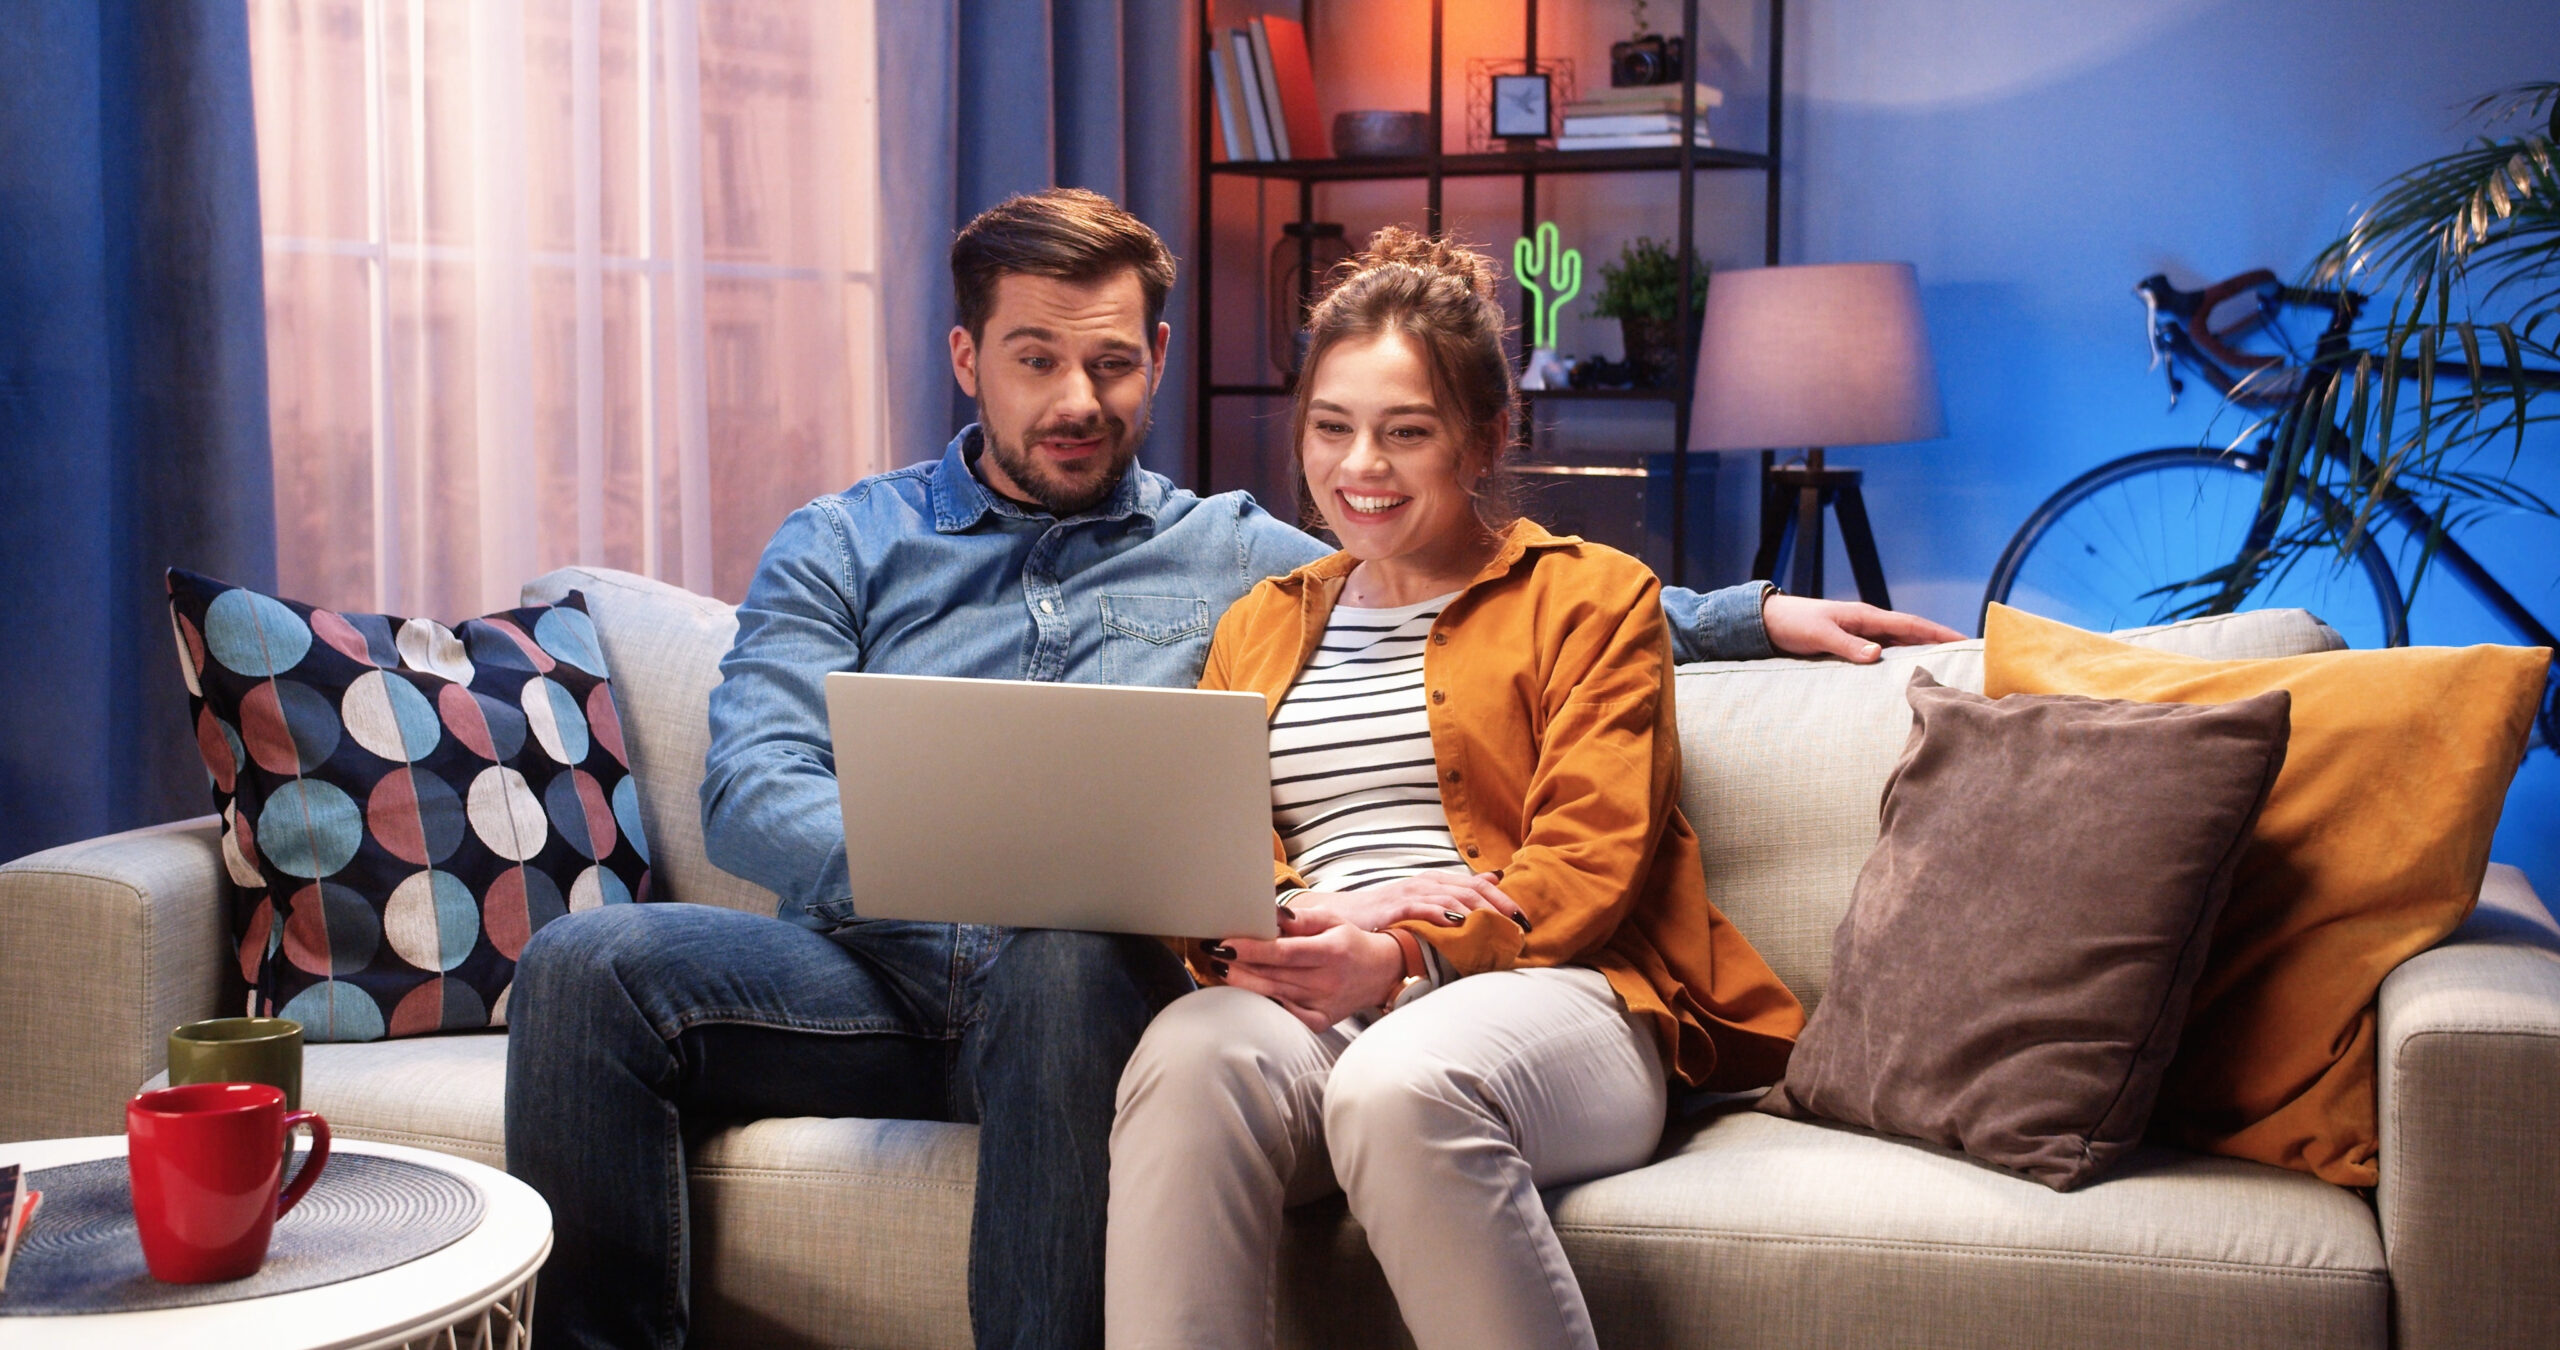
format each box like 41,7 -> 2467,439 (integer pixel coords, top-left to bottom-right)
126,1082 -> 331,1283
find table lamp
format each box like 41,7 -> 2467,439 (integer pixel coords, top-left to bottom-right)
1688,262 -> 1945,608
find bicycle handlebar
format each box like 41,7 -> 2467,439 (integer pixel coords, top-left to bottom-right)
2143,269 -> 2280,376
2144,265 -> 2560,404
2137,269 -> 2372,396
2139,271 -> 2361,324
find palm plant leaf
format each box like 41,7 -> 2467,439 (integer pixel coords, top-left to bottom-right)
2278,80 -> 2560,602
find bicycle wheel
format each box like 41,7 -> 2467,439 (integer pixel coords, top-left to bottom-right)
1982,447 -> 2409,648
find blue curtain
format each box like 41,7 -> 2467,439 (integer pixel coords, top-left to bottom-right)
0,1 -> 278,863
877,0 -> 1199,479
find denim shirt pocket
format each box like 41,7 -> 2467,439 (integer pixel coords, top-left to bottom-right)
1097,593 -> 1215,686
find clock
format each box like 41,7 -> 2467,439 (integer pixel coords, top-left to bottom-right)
1492,73 -> 1551,142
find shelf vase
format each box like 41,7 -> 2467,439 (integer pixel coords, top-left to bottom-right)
1619,313 -> 1702,390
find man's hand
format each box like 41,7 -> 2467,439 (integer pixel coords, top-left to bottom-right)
1222,910 -> 1409,1031
1763,594 -> 1964,664
1284,873 -> 1521,934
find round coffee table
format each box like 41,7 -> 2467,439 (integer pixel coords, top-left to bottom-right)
0,1136 -> 549,1350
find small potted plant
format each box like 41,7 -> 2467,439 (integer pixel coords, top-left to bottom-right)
1589,237 -> 1706,387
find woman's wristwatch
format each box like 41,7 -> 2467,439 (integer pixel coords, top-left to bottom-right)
1379,927 -> 1428,1013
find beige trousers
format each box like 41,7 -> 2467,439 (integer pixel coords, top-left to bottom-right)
1104,966 -> 1667,1350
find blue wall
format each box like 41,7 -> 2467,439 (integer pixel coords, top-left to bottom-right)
1784,0 -> 2560,904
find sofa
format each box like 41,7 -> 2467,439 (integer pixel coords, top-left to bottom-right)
4,563 -> 2555,1348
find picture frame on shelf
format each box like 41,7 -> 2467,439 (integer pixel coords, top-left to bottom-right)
1492,73 -> 1553,142
1465,57 -> 1575,152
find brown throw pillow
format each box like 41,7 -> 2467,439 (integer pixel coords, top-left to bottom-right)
1759,670 -> 2291,1190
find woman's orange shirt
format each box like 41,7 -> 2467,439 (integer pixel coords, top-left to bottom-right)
1201,518 -> 1805,1090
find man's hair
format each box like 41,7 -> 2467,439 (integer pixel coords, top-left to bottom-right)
951,188 -> 1177,341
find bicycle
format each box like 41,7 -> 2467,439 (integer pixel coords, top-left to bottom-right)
1979,267 -> 2560,748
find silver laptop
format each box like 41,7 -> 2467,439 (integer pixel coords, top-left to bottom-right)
825,672 -> 1279,940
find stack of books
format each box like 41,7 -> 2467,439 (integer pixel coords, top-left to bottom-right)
1555,83 -> 1722,151
1209,17 -> 1325,161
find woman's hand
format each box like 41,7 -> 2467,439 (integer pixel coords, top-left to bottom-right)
1221,909 -> 1409,1031
1285,873 -> 1524,933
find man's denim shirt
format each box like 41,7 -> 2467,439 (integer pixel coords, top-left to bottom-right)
702,426 -> 1778,929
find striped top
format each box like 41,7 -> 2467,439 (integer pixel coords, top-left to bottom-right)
1270,592 -> 1468,893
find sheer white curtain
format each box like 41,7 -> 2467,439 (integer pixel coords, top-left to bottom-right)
248,0 -> 886,614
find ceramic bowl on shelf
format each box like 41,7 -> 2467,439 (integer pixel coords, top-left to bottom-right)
1331,111 -> 1430,159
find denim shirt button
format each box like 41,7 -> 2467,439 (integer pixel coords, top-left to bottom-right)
1038,598 -> 1055,615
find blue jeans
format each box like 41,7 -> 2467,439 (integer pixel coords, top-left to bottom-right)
504,903 -> 1193,1350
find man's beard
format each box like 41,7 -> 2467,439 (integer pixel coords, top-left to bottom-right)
980,404 -> 1148,516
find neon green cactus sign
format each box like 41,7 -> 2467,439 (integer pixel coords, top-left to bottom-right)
1512,221 -> 1582,350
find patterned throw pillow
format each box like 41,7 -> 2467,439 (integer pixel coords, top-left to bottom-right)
166,569 -> 653,1041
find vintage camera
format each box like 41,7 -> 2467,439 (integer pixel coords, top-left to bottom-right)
1609,33 -> 1685,87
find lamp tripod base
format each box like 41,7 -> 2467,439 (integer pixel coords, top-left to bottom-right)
1750,448 -> 1892,610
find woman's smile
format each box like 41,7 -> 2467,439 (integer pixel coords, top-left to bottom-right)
1336,489 -> 1413,518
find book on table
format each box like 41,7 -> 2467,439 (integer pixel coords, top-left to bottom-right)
0,1163 -> 41,1293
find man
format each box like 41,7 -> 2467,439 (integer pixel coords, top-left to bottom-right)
506,188 -> 1960,1350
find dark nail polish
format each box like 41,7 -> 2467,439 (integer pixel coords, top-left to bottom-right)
1508,911 -> 1533,933
1275,903 -> 1295,920
1443,911 -> 1466,925
1209,959 -> 1230,977
1206,943 -> 1236,960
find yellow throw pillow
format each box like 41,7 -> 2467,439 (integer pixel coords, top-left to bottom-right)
1983,603 -> 2548,1186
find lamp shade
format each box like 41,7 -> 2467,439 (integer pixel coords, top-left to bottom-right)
1688,262 -> 1946,451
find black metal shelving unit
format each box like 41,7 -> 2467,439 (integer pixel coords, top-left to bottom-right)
1191,0 -> 1785,585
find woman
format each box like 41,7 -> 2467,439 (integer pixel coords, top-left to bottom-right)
1103,229 -> 1806,1350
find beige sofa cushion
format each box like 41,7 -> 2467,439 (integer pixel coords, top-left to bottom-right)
1676,609 -> 2344,1010
522,566 -> 775,916
286,1035 -> 510,1171
1550,1109 -> 2387,1349
689,1117 -> 980,1350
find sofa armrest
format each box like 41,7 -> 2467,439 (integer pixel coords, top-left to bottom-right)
2376,862 -> 2560,1349
0,817 -> 231,1142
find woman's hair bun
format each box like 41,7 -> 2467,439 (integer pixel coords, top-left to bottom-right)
1353,225 -> 1499,304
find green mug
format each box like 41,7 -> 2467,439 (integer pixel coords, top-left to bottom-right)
166,1017 -> 304,1109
